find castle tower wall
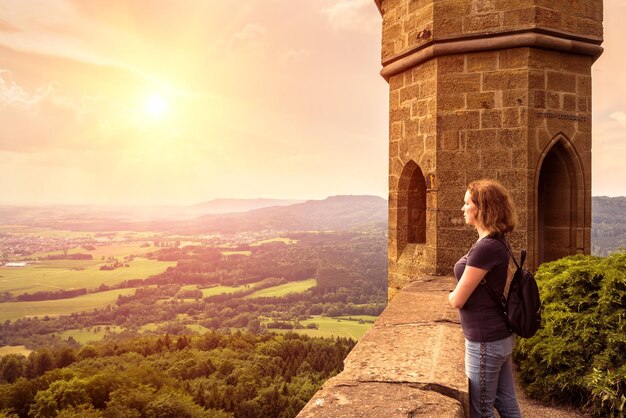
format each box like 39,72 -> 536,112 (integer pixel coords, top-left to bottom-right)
377,0 -> 603,299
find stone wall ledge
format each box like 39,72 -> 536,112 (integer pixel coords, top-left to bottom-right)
298,276 -> 468,417
380,31 -> 604,80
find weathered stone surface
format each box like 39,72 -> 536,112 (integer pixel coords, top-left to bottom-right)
340,323 -> 466,392
375,277 -> 458,326
298,381 -> 464,418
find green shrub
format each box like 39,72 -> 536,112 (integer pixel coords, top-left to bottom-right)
514,252 -> 626,417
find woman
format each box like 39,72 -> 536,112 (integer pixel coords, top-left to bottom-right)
448,179 -> 522,418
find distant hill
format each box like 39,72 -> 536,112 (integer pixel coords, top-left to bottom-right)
178,195 -> 388,233
192,198 -> 304,214
592,196 -> 626,256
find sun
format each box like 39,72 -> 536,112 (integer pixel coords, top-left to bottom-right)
143,93 -> 169,119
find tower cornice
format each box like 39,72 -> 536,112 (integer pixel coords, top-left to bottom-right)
380,28 -> 603,80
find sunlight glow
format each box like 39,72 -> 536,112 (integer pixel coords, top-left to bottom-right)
143,93 -> 169,119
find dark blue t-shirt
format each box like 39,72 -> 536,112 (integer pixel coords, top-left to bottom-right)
453,235 -> 512,342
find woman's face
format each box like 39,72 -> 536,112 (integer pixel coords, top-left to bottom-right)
462,190 -> 477,226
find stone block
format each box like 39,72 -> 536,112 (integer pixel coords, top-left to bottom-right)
400,84 -> 420,103
440,130 -> 461,150
421,116 -> 436,135
390,140 -> 399,158
298,381 -> 465,418
434,17 -> 464,37
502,7 -> 535,27
467,92 -> 496,109
497,128 -> 524,148
563,94 -> 577,111
499,49 -> 528,69
384,22 -> 402,39
438,94 -> 466,111
531,90 -> 546,108
438,208 -> 466,229
562,55 -> 592,75
391,106 -> 411,122
439,73 -> 481,94
420,79 -> 437,98
391,122 -> 402,142
437,55 -> 466,75
547,71 -> 577,93
466,129 -> 497,149
438,150 -> 479,169
438,111 -> 480,130
437,170 -> 467,188
577,96 -> 588,112
480,149 -> 512,169
438,188 -> 468,209
503,108 -> 521,127
433,0 -> 471,19
425,134 -> 437,150
502,90 -> 527,107
390,74 -> 405,91
577,76 -> 592,95
535,7 -> 563,28
463,12 -> 501,33
412,60 -> 437,83
412,99 -> 429,117
437,228 -> 476,248
340,323 -> 466,391
497,169 -> 530,190
482,70 -> 528,91
466,51 -> 498,72
529,71 -> 546,90
547,92 -> 561,109
404,118 -> 420,138
481,109 -> 503,129
408,0 -> 433,14
375,278 -> 458,326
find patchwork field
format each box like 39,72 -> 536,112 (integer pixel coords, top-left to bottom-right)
0,257 -> 176,296
244,279 -> 317,298
250,237 -> 298,246
0,345 -> 32,357
268,315 -> 377,340
55,326 -> 125,345
0,288 -> 137,322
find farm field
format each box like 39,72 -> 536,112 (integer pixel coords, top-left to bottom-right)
0,288 -> 136,322
250,237 -> 298,246
55,326 -> 125,345
25,242 -> 157,261
0,257 -> 176,296
0,345 -> 32,357
269,315 -> 375,340
221,250 -> 252,256
244,278 -> 317,298
177,284 -> 246,298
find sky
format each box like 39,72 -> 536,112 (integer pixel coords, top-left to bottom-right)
0,0 -> 624,206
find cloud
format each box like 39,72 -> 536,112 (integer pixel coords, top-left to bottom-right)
280,49 -> 311,64
0,70 -> 107,153
609,111 -> 626,128
228,23 -> 267,50
324,0 -> 379,34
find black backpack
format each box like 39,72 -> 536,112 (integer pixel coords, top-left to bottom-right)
482,241 -> 542,338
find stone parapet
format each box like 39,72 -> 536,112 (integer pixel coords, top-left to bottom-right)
298,276 -> 467,417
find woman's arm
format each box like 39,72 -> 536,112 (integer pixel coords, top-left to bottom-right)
448,265 -> 488,309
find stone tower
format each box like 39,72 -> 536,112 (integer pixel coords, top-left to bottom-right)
374,0 -> 604,299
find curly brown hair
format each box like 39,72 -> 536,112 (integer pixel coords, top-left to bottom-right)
467,179 -> 517,235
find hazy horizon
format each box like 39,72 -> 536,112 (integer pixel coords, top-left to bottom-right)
1,0 -> 625,206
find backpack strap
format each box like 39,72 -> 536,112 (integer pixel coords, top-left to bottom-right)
480,236 -> 514,332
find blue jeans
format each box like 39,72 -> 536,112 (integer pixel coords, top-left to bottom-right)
465,335 -> 521,418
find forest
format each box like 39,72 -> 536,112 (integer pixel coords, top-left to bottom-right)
0,331 -> 355,418
591,196 -> 626,256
